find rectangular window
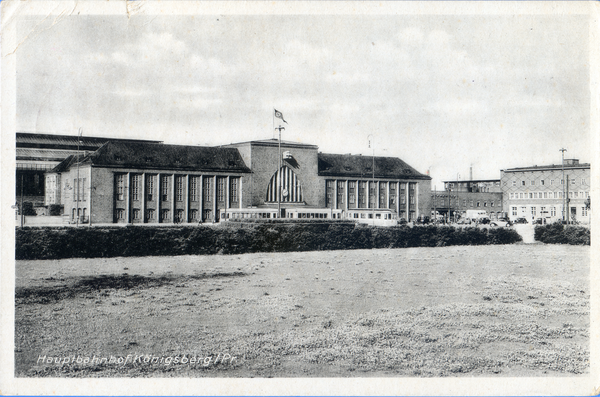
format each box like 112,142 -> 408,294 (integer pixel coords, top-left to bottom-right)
132,208 -> 140,220
116,174 -> 125,201
337,180 -> 345,205
491,201 -> 494,207
161,175 -> 170,201
362,181 -> 370,206
531,180 -> 535,186
115,208 -> 125,220
326,180 -> 334,207
190,176 -> 199,202
572,178 -> 576,185
161,209 -> 170,221
379,182 -> 386,207
176,176 -> 184,202
582,178 -> 586,185
217,177 -> 225,202
470,199 -> 474,207
521,180 -> 526,186
146,175 -> 155,201
550,179 -> 554,185
543,192 -> 547,198
476,201 -> 480,207
540,206 -> 546,216
484,202 -> 487,207
510,193 -> 514,199
569,192 -> 573,198
550,207 -> 556,217
541,180 -> 544,185
132,174 -> 140,201
204,177 -> 213,202
189,209 -> 198,221
512,206 -> 517,216
561,179 -> 564,185
230,177 -> 239,203
349,181 -> 356,204
529,193 -> 533,199
531,206 -> 536,217
369,182 -> 376,208
512,180 -> 516,186
582,207 -> 588,217
146,209 -> 155,220
574,191 -> 578,198
559,191 -> 563,198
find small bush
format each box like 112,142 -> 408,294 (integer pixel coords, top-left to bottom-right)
534,224 -> 590,245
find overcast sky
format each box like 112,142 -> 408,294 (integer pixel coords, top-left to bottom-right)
15,11 -> 591,188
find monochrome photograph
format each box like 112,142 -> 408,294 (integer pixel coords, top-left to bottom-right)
1,1 -> 597,395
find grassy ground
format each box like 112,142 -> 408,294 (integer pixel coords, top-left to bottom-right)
15,244 -> 589,377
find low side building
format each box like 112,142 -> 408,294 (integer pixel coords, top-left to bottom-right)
432,179 -> 504,221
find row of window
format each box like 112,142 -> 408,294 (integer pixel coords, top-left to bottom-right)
326,180 -> 415,208
510,206 -> 588,217
116,208 -> 211,222
115,174 -> 239,204
509,191 -> 589,200
511,178 -> 586,187
72,178 -> 87,202
433,198 -> 501,208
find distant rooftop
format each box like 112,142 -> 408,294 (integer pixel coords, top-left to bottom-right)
502,159 -> 590,172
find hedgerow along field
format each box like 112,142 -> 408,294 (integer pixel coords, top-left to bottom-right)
15,222 -> 522,260
15,244 -> 588,377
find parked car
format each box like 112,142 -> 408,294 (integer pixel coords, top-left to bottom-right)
397,218 -> 408,225
532,218 -> 543,225
512,217 -> 528,224
490,219 -> 511,227
455,218 -> 473,225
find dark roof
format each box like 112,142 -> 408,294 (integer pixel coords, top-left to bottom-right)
318,153 -> 430,180
50,155 -> 77,173
69,141 -> 250,173
16,148 -> 90,162
16,132 -> 162,151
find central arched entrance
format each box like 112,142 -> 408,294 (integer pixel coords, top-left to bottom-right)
265,166 -> 303,203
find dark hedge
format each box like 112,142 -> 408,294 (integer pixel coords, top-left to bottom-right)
15,223 -> 523,260
534,223 -> 590,245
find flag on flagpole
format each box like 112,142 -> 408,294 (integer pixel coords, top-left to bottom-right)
274,109 -> 288,124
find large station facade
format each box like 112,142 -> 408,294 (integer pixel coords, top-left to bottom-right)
45,138 -> 432,224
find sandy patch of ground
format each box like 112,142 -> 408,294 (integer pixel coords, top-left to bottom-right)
15,244 -> 589,377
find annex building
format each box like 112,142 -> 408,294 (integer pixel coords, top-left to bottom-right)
46,137 -> 431,224
432,179 -> 504,221
500,159 -> 591,224
16,132 -> 161,213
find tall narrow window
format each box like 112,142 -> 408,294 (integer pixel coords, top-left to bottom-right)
146,175 -> 155,201
337,180 -> 345,206
190,176 -> 199,202
204,177 -> 213,202
132,174 -> 140,201
230,177 -> 239,204
161,175 -> 170,201
116,174 -> 125,201
326,180 -> 334,207
217,177 -> 225,203
176,176 -> 184,202
348,181 -> 356,204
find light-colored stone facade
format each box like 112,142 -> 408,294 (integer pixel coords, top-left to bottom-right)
501,160 -> 590,224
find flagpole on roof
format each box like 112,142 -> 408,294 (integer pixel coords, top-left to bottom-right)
274,109 -> 288,218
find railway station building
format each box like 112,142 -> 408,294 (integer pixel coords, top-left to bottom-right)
46,137 -> 431,224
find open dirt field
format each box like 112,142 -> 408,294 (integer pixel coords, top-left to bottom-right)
15,244 -> 589,377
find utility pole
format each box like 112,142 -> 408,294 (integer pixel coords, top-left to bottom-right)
456,173 -> 460,222
275,125 -> 285,218
560,148 -> 567,222
368,135 -> 375,225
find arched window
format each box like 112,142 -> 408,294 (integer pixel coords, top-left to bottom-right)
266,166 -> 303,203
